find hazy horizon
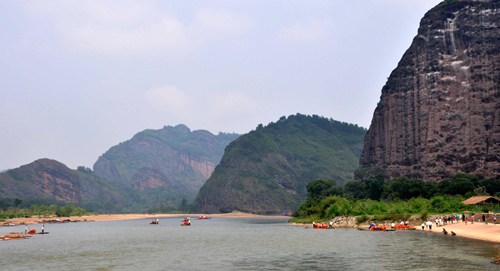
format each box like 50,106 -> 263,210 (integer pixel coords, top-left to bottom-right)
0,0 -> 443,170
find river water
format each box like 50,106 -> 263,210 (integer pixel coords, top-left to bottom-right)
1,216 -> 499,270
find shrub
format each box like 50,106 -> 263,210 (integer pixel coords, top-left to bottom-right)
357,214 -> 369,224
481,205 -> 491,213
421,210 -> 428,221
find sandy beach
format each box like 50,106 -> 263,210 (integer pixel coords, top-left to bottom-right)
414,221 -> 500,244
2,213 -> 285,226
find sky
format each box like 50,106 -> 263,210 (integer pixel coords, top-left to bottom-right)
0,0 -> 443,170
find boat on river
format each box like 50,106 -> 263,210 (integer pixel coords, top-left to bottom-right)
181,217 -> 191,226
150,219 -> 159,225
197,216 -> 211,220
27,228 -> 36,234
313,222 -> 328,229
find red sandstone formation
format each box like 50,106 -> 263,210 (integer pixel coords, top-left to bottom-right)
359,0 -> 500,181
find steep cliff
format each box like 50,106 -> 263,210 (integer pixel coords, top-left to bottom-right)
194,114 -> 367,214
93,124 -> 239,203
359,0 -> 500,180
0,159 -> 136,212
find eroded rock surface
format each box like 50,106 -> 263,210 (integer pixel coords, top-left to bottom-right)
360,0 -> 500,180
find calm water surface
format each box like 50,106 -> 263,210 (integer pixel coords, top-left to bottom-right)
1,217 -> 499,270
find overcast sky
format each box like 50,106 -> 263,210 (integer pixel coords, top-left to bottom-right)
0,0 -> 443,170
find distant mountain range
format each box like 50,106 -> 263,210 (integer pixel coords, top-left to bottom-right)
194,114 -> 367,214
93,124 -> 239,206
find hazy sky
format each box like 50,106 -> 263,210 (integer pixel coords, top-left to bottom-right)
0,0 -> 443,170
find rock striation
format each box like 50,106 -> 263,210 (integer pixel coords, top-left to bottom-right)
359,0 -> 500,181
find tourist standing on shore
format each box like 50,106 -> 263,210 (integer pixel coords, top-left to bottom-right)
462,214 -> 465,223
482,214 -> 486,224
427,220 -> 433,230
472,214 -> 475,224
421,222 -> 425,230
494,213 -> 497,224
435,218 -> 438,227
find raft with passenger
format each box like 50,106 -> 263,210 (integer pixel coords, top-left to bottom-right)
181,217 -> 191,226
393,225 -> 415,230
313,222 -> 328,229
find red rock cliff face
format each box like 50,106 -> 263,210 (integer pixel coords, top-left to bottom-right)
360,0 -> 500,181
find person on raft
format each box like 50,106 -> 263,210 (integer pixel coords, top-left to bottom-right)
156,218 -> 159,224
25,225 -> 28,234
42,225 -> 45,234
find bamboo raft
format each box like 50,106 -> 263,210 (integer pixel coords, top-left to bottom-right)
0,234 -> 32,241
358,227 -> 415,231
357,228 -> 396,231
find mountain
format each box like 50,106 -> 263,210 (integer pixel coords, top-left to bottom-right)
0,159 -> 139,213
194,114 -> 367,214
358,0 -> 500,181
93,124 -> 239,204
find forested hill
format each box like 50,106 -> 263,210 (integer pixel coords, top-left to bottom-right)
0,159 -> 139,213
194,114 -> 367,214
93,124 -> 239,205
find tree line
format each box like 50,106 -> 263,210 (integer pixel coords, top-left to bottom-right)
294,173 -> 499,220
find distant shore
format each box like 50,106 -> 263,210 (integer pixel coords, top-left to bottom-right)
2,213 -> 285,226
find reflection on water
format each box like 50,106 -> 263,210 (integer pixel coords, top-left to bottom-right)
1,217 -> 499,270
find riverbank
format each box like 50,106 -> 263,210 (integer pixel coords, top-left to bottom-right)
292,215 -> 500,244
1,213 -> 284,226
414,221 -> 500,243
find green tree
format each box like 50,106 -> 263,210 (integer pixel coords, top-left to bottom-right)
13,197 -> 22,207
344,180 -> 367,199
365,174 -> 385,200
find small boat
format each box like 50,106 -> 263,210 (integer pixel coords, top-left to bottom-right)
27,229 -> 36,234
150,219 -> 159,225
313,222 -> 328,229
181,217 -> 191,226
393,225 -> 415,230
358,228 -> 395,232
197,216 -> 211,220
36,232 -> 50,234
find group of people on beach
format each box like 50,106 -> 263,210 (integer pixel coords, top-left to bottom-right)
418,213 -> 498,230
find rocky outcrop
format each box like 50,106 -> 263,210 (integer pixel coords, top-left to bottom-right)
93,124 -> 239,201
194,114 -> 367,214
359,0 -> 500,181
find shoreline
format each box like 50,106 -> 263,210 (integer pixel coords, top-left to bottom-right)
291,216 -> 500,244
413,221 -> 500,244
1,213 -> 286,226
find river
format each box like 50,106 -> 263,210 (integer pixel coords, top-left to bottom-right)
1,216 -> 499,270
